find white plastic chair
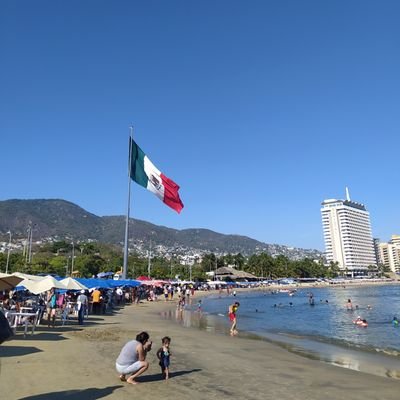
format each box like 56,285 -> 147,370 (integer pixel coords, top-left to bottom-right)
21,310 -> 41,337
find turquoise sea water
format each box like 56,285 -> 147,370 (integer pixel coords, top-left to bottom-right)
161,285 -> 400,378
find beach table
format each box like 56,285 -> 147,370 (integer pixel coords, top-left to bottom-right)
20,306 -> 34,313
6,310 -> 40,337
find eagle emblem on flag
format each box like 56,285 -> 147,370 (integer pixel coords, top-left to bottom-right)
150,174 -> 162,191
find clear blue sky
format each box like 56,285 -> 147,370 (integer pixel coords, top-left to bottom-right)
1,1 -> 399,250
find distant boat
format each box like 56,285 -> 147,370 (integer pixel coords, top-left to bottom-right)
279,289 -> 297,294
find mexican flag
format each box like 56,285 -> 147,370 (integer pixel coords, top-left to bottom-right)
129,138 -> 184,213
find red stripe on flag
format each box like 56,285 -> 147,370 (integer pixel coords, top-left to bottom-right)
160,173 -> 184,213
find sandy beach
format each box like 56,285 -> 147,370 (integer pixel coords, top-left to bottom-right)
1,292 -> 400,400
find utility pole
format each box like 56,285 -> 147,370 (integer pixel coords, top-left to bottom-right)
71,241 -> 75,276
5,231 -> 11,274
24,226 -> 30,264
148,237 -> 152,278
25,223 -> 33,265
28,223 -> 35,264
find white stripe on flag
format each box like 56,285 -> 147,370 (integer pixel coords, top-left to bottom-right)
144,156 -> 165,200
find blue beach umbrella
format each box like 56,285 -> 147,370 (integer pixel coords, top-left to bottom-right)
75,278 -> 111,289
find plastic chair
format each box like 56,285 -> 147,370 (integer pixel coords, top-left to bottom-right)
22,310 -> 41,337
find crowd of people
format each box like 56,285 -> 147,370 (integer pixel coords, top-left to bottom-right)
0,286 -> 130,326
1,280 -> 243,384
0,280 -> 208,326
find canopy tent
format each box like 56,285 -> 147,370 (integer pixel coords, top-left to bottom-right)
37,273 -> 62,279
12,272 -> 45,282
136,276 -> 151,281
106,279 -> 140,288
206,280 -> 228,286
5,273 -> 140,294
140,279 -> 169,287
172,280 -> 195,285
97,272 -> 114,278
60,277 -> 88,291
75,278 -> 140,290
20,275 -> 68,294
0,273 -> 23,291
75,278 -> 112,290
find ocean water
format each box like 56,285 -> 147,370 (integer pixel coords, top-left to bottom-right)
161,285 -> 400,378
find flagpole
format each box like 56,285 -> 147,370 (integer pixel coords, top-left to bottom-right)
122,126 -> 133,280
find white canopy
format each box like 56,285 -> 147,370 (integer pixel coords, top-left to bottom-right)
60,277 -> 88,291
12,272 -> 45,281
207,280 -> 228,286
21,275 -> 67,294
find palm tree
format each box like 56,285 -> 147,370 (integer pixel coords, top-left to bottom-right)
367,264 -> 377,277
376,263 -> 391,277
328,261 -> 340,278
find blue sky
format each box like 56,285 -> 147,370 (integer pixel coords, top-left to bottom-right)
1,1 -> 399,250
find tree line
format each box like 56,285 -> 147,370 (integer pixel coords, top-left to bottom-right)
0,240 -> 388,280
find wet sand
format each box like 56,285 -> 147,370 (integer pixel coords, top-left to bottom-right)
1,295 -> 400,400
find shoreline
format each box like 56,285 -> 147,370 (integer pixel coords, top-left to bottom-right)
163,289 -> 400,381
1,293 -> 400,399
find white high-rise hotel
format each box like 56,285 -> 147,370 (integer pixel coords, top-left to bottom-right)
321,189 -> 376,275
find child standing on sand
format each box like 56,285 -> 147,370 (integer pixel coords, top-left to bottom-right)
157,336 -> 172,380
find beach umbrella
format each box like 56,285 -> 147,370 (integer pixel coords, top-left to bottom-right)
106,279 -> 140,288
60,277 -> 88,291
136,276 -> 151,281
140,280 -> 166,287
75,278 -> 112,290
21,275 -> 67,294
0,273 -> 23,291
12,272 -> 45,281
120,279 -> 140,287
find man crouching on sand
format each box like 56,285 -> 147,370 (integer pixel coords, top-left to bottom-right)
116,331 -> 152,385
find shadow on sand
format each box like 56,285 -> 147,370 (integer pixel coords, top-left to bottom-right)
0,345 -> 43,357
12,332 -> 70,341
18,385 -> 123,400
137,368 -> 202,383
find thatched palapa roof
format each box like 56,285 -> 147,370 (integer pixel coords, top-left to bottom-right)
215,266 -> 257,280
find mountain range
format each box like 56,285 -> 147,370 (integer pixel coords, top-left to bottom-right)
0,199 -> 323,259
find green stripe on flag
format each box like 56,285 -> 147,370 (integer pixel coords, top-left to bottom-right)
130,138 -> 148,189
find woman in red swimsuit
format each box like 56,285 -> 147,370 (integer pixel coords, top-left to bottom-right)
228,301 -> 240,336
